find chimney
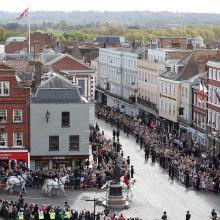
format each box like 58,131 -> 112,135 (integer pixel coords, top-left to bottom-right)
34,41 -> 41,59
34,61 -> 42,86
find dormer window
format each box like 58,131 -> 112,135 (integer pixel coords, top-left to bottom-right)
0,81 -> 9,96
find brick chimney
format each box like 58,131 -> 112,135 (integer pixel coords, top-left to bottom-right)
34,61 -> 42,86
34,41 -> 41,59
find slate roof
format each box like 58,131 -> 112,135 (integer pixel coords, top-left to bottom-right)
32,88 -> 82,103
95,36 -> 125,43
32,73 -> 84,103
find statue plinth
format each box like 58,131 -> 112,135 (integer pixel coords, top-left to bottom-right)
104,182 -> 129,209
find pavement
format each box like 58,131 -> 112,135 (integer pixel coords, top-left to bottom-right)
1,119 -> 220,220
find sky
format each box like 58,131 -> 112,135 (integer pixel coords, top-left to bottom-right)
1,0 -> 220,13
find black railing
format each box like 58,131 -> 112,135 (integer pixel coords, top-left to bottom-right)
137,97 -> 158,112
96,85 -> 136,105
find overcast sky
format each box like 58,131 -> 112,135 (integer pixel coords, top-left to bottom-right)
1,0 -> 220,13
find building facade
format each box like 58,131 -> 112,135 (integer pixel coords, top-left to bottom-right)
44,53 -> 95,101
137,59 -> 160,123
97,47 -> 144,116
30,74 -> 90,169
207,61 -> 220,155
0,62 -> 30,169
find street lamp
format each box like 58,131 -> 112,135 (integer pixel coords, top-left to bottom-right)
85,198 -> 100,220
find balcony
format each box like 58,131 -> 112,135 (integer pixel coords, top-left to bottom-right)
178,116 -> 191,126
96,85 -> 136,105
137,97 -> 158,113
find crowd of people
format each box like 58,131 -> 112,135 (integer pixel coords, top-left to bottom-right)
0,197 -> 128,220
95,104 -> 220,193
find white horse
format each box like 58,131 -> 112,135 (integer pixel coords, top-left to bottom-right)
5,173 -> 27,195
42,174 -> 69,197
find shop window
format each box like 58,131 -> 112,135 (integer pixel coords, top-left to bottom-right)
35,161 -> 49,170
0,81 -> 9,96
0,109 -> 7,123
69,135 -> 79,150
13,109 -> 23,123
13,132 -> 23,146
62,112 -> 70,127
0,132 -> 7,146
49,136 -> 59,150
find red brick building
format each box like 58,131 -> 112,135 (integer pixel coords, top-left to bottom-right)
0,62 -> 30,169
158,37 -> 188,49
5,32 -> 54,54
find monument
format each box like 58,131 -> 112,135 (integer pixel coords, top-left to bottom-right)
103,160 -> 129,208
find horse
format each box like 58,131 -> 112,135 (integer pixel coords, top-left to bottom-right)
5,173 -> 28,195
42,174 -> 69,197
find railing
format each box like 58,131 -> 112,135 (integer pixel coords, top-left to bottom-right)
96,85 -> 136,105
137,97 -> 158,112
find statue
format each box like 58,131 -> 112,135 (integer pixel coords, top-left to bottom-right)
112,160 -> 121,183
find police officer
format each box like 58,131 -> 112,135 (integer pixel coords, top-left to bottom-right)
161,211 -> 167,220
49,209 -> 56,220
38,210 -> 44,220
18,209 -> 24,220
116,130 -> 120,142
185,210 -> 191,220
113,129 -> 116,141
144,146 -> 149,161
130,165 -> 134,179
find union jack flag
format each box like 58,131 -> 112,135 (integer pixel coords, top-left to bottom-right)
16,8 -> 29,19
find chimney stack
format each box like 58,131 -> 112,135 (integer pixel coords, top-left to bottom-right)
34,41 -> 41,59
34,61 -> 42,86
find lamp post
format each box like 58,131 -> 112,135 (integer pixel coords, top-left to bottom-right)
85,198 -> 98,220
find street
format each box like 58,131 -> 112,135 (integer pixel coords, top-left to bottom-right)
1,119 -> 220,220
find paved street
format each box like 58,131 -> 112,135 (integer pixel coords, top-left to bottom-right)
1,119 -> 220,220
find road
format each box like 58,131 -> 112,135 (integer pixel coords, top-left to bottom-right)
97,119 -> 220,220
1,119 -> 220,220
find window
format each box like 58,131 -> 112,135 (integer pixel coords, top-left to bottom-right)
0,81 -> 9,96
49,136 -> 59,150
0,109 -> 7,123
78,79 -> 85,95
13,132 -> 23,146
0,132 -> 7,146
185,88 -> 188,98
13,109 -> 23,123
69,135 -> 79,150
173,105 -> 176,115
62,112 -> 70,127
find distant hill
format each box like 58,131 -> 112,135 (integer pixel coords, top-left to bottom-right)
1,11 -> 220,28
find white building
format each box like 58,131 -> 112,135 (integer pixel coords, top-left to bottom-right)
97,47 -> 144,116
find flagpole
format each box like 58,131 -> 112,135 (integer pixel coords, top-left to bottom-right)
28,5 -> 31,54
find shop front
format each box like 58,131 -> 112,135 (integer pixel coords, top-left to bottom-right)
31,155 -> 89,170
0,150 -> 30,170
188,127 -> 207,146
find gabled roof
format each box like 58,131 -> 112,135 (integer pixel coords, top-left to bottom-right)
40,72 -> 75,88
32,73 -> 84,103
44,53 -> 93,71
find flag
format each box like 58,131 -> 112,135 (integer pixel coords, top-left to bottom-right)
16,8 -> 29,19
215,88 -> 220,102
197,82 -> 205,102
